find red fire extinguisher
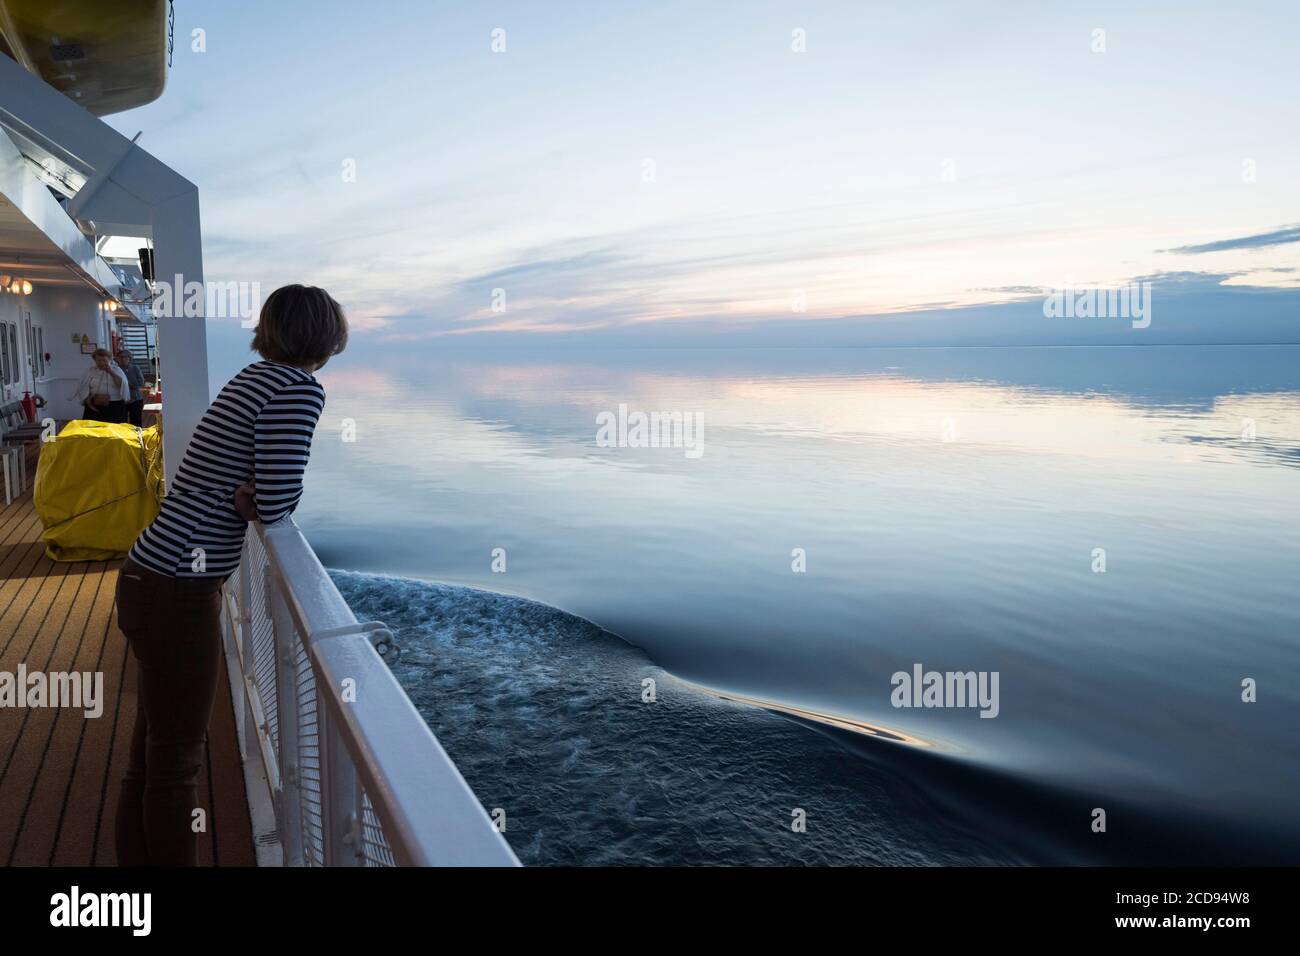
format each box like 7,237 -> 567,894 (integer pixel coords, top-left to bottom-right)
21,391 -> 37,423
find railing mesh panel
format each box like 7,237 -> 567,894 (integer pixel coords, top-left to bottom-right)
295,626 -> 324,866
225,526 -> 397,867
239,528 -> 281,752
362,792 -> 397,866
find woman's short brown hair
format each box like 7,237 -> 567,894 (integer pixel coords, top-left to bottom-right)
251,284 -> 348,369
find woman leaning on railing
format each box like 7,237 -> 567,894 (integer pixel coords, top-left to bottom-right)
113,285 -> 348,866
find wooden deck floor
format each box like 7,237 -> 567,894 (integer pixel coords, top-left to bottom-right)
0,443 -> 255,866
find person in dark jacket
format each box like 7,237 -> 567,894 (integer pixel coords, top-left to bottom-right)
116,349 -> 147,427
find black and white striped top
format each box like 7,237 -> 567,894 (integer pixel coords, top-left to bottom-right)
129,361 -> 326,578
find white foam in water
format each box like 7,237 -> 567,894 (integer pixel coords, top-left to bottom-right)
329,569 -> 1019,866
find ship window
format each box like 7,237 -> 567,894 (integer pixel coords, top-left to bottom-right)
26,318 -> 45,379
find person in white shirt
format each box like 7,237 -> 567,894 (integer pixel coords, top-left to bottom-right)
73,349 -> 131,423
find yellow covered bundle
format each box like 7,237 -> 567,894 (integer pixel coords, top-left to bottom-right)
33,421 -> 165,562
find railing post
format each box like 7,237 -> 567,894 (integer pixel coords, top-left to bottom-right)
237,539 -> 257,761
269,567 -> 306,867
320,690 -> 365,866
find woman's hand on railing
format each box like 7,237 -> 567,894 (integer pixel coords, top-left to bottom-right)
234,480 -> 259,522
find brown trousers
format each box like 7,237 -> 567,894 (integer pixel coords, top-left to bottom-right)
113,555 -> 226,866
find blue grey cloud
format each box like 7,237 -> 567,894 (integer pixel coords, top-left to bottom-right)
1163,225 -> 1300,255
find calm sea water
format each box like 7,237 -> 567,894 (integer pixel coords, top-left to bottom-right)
210,339 -> 1300,864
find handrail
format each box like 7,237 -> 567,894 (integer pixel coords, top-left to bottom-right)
222,516 -> 520,867
256,520 -> 359,636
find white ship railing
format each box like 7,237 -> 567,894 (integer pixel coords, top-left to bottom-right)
220,517 -> 519,867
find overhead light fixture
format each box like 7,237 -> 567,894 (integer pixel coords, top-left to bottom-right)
3,259 -> 33,294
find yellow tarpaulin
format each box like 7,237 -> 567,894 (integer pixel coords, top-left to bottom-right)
33,420 -> 165,562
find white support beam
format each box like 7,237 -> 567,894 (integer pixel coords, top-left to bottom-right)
147,189 -> 208,483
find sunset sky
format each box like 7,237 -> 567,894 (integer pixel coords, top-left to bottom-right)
108,1 -> 1300,344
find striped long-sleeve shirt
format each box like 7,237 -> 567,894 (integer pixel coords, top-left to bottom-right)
129,360 -> 326,578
